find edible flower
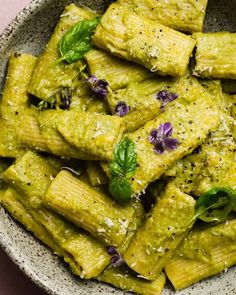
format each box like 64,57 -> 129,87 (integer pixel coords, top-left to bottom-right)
115,101 -> 130,117
60,88 -> 72,110
149,122 -> 179,154
156,90 -> 178,111
85,75 -> 109,98
108,247 -> 125,267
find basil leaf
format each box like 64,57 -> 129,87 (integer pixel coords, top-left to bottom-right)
110,138 -> 137,178
109,176 -> 132,203
109,138 -> 137,203
194,187 -> 236,223
57,17 -> 100,64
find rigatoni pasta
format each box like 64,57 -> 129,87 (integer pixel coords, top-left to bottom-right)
193,32 -> 236,79
2,152 -> 111,279
1,53 -> 37,109
18,112 -> 51,153
124,184 -> 196,280
38,110 -> 94,159
98,267 -> 166,295
43,170 -> 135,247
1,188 -> 62,255
128,93 -> 219,195
165,220 -> 236,290
86,161 -> 109,186
165,80 -> 236,195
117,0 -> 208,33
93,4 -> 196,76
0,53 -> 37,157
29,4 -> 96,100
85,49 -> 153,90
57,111 -> 125,161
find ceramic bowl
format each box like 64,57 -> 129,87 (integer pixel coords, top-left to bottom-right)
0,1 -> 236,294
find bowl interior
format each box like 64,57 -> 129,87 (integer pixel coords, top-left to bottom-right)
0,0 -> 236,294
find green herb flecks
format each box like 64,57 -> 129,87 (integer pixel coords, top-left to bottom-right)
109,138 -> 137,203
193,187 -> 236,223
56,17 -> 100,64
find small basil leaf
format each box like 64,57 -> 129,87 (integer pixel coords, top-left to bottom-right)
109,176 -> 132,203
194,187 -> 236,223
57,17 -> 100,64
110,161 -> 123,177
109,138 -> 137,202
110,138 -> 137,178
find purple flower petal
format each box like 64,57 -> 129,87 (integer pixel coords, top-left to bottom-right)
154,141 -> 165,154
107,247 -> 125,267
162,122 -> 173,137
157,123 -> 166,137
108,246 -> 118,256
85,75 -> 109,98
148,122 -> 178,154
110,255 -> 125,267
87,75 -> 98,84
115,101 -> 130,117
171,93 -> 179,100
156,122 -> 172,138
156,90 -> 178,111
157,90 -> 169,102
148,129 -> 158,144
164,138 -> 179,151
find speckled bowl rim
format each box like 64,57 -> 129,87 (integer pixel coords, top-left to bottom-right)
0,3 -> 63,293
0,1 -> 40,50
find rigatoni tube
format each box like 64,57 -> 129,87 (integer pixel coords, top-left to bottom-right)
1,188 -> 62,256
2,151 -> 59,204
0,54 -> 37,157
86,161 -> 109,187
128,92 -> 219,195
34,208 -> 110,279
165,220 -> 236,290
117,0 -> 208,33
193,32 -> 236,79
124,184 -> 196,280
107,72 -> 204,132
18,112 -> 51,153
98,267 -> 166,295
85,49 -> 153,91
38,110 -> 93,160
1,53 -> 37,109
57,111 -> 125,161
2,152 -> 111,279
44,170 -> 135,247
1,189 -> 85,276
28,4 -> 96,100
93,4 -> 196,77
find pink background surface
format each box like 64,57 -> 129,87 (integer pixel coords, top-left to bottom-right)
1,1 -> 45,294
0,0 -> 31,31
